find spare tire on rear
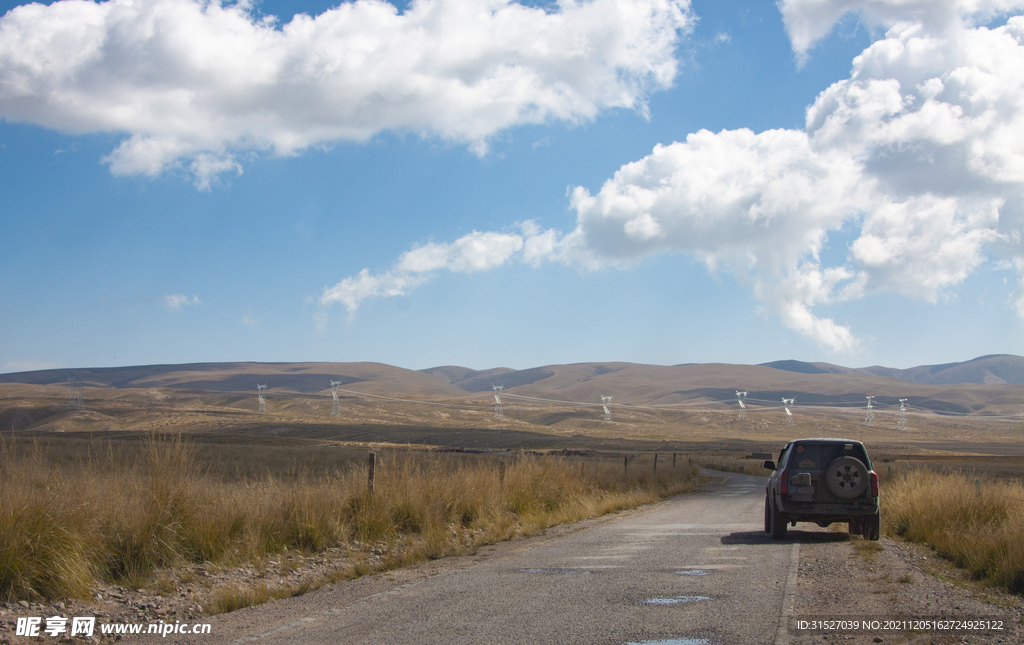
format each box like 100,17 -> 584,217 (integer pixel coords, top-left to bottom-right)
825,456 -> 869,499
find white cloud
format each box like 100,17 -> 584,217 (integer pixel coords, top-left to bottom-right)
163,293 -> 201,311
755,264 -> 859,352
322,4 -> 1024,351
0,0 -> 693,186
848,196 -> 1000,300
520,220 -> 562,266
562,128 -> 864,268
396,231 -> 525,273
556,127 -> 868,349
319,224 -> 558,314
778,0 -> 1024,57
320,268 -> 429,314
560,9 -> 1024,348
189,153 -> 243,190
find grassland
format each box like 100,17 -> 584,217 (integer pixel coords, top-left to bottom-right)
0,433 -> 700,605
8,378 -> 1024,464
3,373 -> 1024,608
881,467 -> 1024,595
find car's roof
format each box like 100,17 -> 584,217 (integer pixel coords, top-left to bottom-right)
787,438 -> 866,445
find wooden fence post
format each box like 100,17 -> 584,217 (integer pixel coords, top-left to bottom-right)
367,451 -> 376,495
624,456 -> 628,473
653,453 -> 658,474
499,459 -> 506,486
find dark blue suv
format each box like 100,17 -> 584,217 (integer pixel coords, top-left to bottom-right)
764,438 -> 880,540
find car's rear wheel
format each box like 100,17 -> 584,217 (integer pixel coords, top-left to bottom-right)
863,510 -> 880,541
770,495 -> 788,539
825,456 -> 869,499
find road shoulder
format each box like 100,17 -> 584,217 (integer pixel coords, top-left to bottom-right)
790,529 -> 1022,645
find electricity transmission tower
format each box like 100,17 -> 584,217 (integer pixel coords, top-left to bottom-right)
736,390 -> 748,420
601,395 -> 613,422
330,380 -> 342,417
898,399 -> 908,430
66,377 -> 83,410
864,396 -> 875,426
492,385 -> 504,419
782,398 -> 794,424
257,384 -> 267,413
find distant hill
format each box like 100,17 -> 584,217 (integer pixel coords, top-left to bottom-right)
0,362 -> 465,396
758,355 -> 1024,385
2,355 -> 1021,416
758,360 -> 851,375
856,354 -> 1024,385
419,366 -> 520,392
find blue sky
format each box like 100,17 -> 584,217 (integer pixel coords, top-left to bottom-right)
2,0 -> 1023,373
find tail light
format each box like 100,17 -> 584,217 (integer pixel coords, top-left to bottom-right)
870,471 -> 879,497
780,470 -> 789,495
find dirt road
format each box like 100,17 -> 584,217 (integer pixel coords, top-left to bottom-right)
144,471 -> 795,644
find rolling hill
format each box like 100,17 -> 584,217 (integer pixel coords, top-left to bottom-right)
757,355 -> 1024,385
0,362 -> 464,396
2,355 -> 1020,417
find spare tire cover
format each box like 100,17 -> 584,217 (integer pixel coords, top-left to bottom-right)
825,456 -> 869,499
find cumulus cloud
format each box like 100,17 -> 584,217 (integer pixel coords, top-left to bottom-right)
561,128 -> 864,269
755,264 -> 859,352
321,4 -> 1024,352
554,12 -> 1024,348
778,0 -> 1024,57
847,196 -> 1000,299
163,294 -> 201,311
0,0 -> 693,187
557,128 -> 867,350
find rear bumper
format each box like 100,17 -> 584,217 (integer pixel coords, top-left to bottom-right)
777,498 -> 878,521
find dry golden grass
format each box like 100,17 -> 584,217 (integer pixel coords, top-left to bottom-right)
7,372 -> 1024,449
0,434 -> 700,603
883,469 -> 1024,594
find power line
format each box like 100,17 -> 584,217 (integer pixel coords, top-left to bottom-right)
131,383 -> 1023,424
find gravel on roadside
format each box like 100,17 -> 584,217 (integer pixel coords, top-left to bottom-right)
790,529 -> 1022,645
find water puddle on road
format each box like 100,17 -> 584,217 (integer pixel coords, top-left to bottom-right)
515,568 -> 592,575
643,596 -> 712,605
624,639 -> 711,645
674,569 -> 710,576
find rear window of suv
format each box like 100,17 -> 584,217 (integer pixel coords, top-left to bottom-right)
785,442 -> 870,471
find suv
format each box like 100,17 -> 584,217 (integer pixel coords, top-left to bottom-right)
763,438 -> 880,540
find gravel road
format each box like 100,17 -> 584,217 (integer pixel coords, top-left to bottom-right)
141,471 -> 791,645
